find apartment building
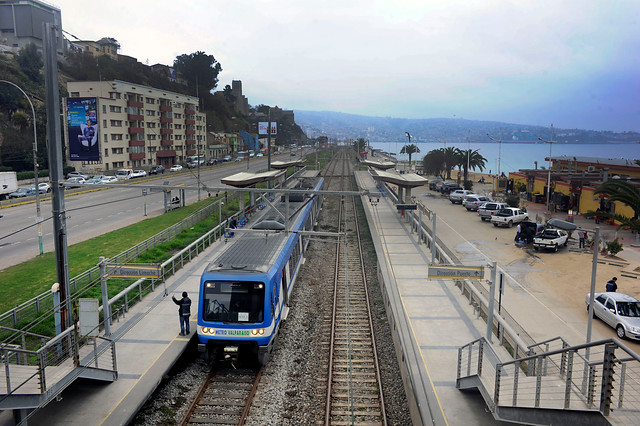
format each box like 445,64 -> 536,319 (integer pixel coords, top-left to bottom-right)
65,80 -> 206,173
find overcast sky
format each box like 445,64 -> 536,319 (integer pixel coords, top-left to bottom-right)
54,0 -> 640,132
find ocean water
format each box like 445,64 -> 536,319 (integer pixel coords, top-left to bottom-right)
369,142 -> 639,174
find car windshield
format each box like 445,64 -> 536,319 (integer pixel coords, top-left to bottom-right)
617,301 -> 640,317
202,281 -> 265,323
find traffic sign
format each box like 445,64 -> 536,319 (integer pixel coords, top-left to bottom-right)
428,265 -> 484,279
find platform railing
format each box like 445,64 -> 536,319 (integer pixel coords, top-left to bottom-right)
457,336 -> 640,423
0,196 -> 233,331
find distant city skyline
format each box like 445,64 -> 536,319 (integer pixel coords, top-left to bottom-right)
53,0 -> 640,132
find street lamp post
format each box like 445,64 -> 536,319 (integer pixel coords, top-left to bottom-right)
1,80 -> 43,254
405,132 -> 411,172
537,124 -> 555,215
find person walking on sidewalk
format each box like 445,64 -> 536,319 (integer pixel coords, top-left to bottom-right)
579,230 -> 587,248
605,277 -> 618,292
172,291 -> 192,335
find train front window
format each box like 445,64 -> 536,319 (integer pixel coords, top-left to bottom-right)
203,281 -> 265,323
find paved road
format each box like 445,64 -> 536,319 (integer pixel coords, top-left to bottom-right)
0,156 -> 289,270
414,183 -> 640,352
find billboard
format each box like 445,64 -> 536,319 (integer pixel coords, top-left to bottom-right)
258,122 -> 277,135
66,97 -> 99,162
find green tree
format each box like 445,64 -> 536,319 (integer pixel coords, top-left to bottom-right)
353,138 -> 367,152
222,84 -> 236,103
17,43 -> 43,82
586,180 -> 640,233
173,51 -> 222,96
400,144 -> 421,165
458,149 -> 487,182
442,146 -> 459,179
422,149 -> 446,178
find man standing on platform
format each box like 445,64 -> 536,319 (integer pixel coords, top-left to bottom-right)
172,291 -> 192,335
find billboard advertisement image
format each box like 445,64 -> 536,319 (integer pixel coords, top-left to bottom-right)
258,122 -> 277,135
66,97 -> 99,162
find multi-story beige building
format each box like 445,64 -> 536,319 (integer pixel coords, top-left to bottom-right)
66,80 -> 206,173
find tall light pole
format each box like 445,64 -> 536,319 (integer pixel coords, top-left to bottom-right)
537,124 -> 555,215
405,132 -> 411,172
1,80 -> 43,254
487,131 -> 504,192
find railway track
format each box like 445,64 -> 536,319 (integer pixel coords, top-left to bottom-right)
324,151 -> 387,425
180,365 -> 262,426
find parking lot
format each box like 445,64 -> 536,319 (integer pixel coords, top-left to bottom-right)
414,181 -> 640,350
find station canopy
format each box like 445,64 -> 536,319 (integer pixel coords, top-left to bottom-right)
369,169 -> 428,187
270,159 -> 306,169
221,170 -> 286,188
361,159 -> 396,170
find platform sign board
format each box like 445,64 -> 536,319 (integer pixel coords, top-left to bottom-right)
396,204 -> 417,210
428,265 -> 484,279
107,264 -> 161,279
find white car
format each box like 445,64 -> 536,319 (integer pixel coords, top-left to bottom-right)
29,182 -> 51,193
101,176 -> 118,184
533,229 -> 569,252
131,170 -> 147,178
169,165 -> 183,172
491,207 -> 528,227
586,292 -> 640,340
65,177 -> 85,188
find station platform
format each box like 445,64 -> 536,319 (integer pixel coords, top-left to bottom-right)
0,243 -> 214,425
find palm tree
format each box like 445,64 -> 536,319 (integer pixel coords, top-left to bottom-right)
400,144 -> 421,166
458,149 -> 488,182
586,180 -> 640,233
422,149 -> 446,178
442,146 -> 459,179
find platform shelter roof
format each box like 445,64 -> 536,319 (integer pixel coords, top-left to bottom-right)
221,170 -> 285,188
361,159 -> 396,170
270,159 -> 305,169
370,169 -> 428,187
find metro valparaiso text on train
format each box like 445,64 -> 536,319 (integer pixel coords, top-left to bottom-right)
197,174 -> 324,365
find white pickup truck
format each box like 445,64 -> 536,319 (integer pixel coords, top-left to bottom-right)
491,207 -> 529,228
533,229 -> 569,252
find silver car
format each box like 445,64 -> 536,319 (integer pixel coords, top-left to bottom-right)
463,195 -> 492,211
585,292 -> 640,340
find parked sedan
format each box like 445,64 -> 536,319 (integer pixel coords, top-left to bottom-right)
85,177 -> 104,184
67,171 -> 89,180
585,292 -> 640,340
149,165 -> 165,175
533,229 -> 569,252
463,195 -> 492,211
28,182 -> 51,193
491,208 -> 528,227
101,176 -> 118,184
169,165 -> 183,172
429,180 -> 443,191
131,170 -> 147,178
440,182 -> 462,194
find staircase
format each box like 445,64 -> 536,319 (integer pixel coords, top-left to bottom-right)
457,336 -> 640,425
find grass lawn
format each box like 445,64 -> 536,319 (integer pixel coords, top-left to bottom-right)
0,197 -> 225,313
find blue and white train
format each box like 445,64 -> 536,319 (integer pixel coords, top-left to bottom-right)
197,173 -> 324,365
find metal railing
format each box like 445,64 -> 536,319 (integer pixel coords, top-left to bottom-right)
0,195 -> 236,330
457,337 -> 640,424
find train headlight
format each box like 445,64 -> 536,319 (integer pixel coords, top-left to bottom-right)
258,329 -> 264,335
250,329 -> 265,336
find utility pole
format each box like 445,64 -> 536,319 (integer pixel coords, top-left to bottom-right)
405,132 -> 411,172
486,131 -> 504,193
44,23 -> 72,330
196,76 -> 201,201
537,125 -> 555,215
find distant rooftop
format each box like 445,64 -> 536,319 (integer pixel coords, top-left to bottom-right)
551,156 -> 640,168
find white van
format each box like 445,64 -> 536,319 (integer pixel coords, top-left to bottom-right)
115,168 -> 133,180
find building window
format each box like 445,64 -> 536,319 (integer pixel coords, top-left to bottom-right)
110,120 -> 123,127
104,149 -> 109,157
130,146 -> 145,154
174,124 -> 182,130
112,148 -> 124,154
102,105 -> 106,113
146,110 -> 156,116
109,92 -> 121,99
174,113 -> 182,119
146,97 -> 155,104
175,135 -> 182,141
147,122 -> 156,128
71,92 -> 80,97
109,105 -> 122,113
147,134 -> 156,141
103,119 -> 107,127
104,134 -> 108,142
111,134 -> 123,141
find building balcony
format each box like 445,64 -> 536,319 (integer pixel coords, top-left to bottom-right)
160,128 -> 173,135
127,100 -> 143,108
185,119 -> 195,125
159,105 -> 172,112
160,117 -> 173,123
157,150 -> 176,158
185,149 -> 196,155
129,140 -> 145,147
129,152 -> 145,160
160,140 -> 173,146
185,129 -> 196,135
128,127 -> 144,134
127,114 -> 144,121
184,108 -> 195,115
185,139 -> 196,144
